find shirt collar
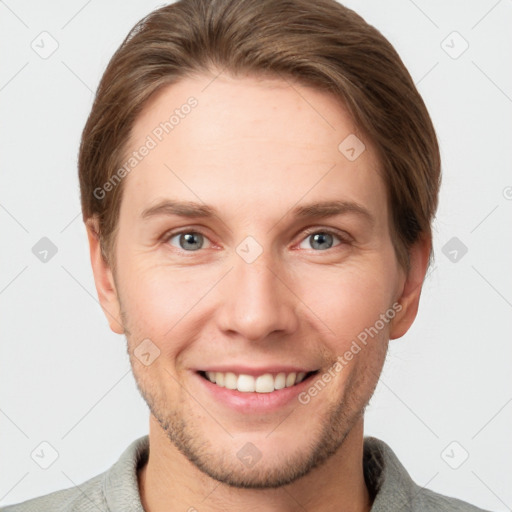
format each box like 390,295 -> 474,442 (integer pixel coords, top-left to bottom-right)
363,436 -> 420,511
101,434 -> 416,511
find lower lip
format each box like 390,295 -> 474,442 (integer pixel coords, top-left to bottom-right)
193,371 -> 316,414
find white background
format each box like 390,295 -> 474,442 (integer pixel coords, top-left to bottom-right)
1,0 -> 511,510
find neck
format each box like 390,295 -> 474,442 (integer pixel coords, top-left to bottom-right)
138,415 -> 372,512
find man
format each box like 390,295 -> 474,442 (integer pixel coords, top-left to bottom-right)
3,0 -> 491,510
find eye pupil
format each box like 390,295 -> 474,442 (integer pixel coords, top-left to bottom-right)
310,232 -> 334,250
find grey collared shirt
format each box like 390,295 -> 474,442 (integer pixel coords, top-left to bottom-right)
1,435 -> 492,511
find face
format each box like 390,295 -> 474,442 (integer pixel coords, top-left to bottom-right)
89,72 -> 426,489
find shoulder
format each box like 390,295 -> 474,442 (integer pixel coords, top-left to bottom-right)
413,486 -> 493,512
363,436 -> 493,512
1,473 -> 106,512
1,435 -> 149,512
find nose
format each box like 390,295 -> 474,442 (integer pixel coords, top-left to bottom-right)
215,246 -> 299,343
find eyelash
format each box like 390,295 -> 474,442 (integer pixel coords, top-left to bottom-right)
161,227 -> 352,253
300,227 -> 352,248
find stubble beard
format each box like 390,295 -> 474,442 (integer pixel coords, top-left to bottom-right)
120,301 -> 386,489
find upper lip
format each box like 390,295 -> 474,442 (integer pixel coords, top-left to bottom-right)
195,365 -> 318,376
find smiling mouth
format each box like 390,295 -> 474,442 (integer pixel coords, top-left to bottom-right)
197,370 -> 319,393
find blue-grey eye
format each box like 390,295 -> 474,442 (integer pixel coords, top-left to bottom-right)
299,231 -> 342,251
168,232 -> 206,251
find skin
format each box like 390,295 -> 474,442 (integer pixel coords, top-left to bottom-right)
87,72 -> 430,512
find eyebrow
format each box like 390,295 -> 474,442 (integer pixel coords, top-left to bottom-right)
141,199 -> 374,226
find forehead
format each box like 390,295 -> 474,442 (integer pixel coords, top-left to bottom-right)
121,73 -> 388,227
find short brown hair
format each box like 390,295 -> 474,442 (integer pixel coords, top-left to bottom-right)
79,0 -> 441,272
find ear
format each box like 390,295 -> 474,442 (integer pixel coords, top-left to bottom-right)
85,217 -> 124,334
389,235 -> 431,340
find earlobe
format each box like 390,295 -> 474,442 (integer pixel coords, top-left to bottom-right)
85,218 -> 124,335
389,235 -> 431,340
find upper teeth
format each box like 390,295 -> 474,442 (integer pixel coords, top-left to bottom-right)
205,371 -> 307,393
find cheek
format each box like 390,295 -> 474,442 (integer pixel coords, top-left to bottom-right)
117,259 -> 212,346
295,259 -> 398,341
300,263 -> 394,404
